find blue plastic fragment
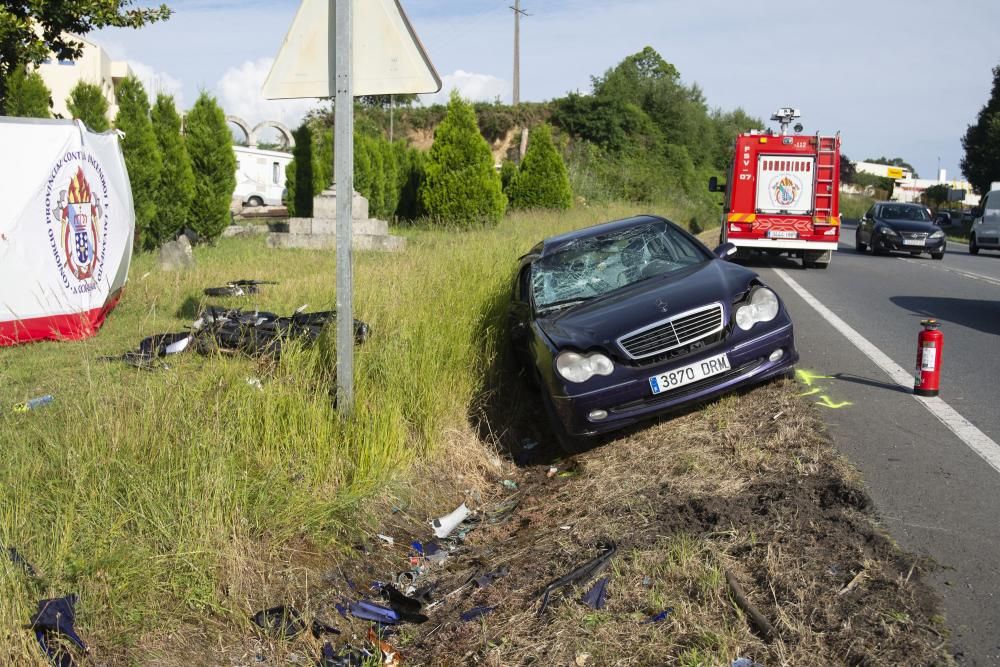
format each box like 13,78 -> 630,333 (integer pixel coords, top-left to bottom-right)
370,580 -> 385,592
424,542 -> 441,556
349,600 -> 400,625
580,576 -> 609,609
460,606 -> 495,622
644,607 -> 674,623
334,602 -> 348,617
411,541 -> 424,556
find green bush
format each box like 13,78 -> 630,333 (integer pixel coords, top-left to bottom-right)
4,65 -> 51,118
66,81 -> 109,131
508,125 -> 572,210
419,92 -> 506,226
499,160 -> 517,196
113,76 -> 162,250
185,92 -> 236,242
286,123 -> 313,217
150,94 -> 194,245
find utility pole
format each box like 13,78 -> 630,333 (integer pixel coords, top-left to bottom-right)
334,0 -> 354,414
510,0 -> 528,105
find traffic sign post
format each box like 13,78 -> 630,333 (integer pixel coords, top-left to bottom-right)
263,0 -> 440,415
334,0 -> 354,412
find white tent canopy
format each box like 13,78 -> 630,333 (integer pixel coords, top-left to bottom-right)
0,118 -> 134,345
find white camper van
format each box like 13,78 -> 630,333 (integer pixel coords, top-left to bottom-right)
233,146 -> 293,207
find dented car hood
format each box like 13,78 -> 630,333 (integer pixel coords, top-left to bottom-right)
536,260 -> 756,356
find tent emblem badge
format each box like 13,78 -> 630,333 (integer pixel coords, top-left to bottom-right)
60,167 -> 101,281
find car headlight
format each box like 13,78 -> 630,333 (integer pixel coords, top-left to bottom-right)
930,230 -> 945,239
880,226 -> 899,236
555,351 -> 614,383
735,287 -> 780,331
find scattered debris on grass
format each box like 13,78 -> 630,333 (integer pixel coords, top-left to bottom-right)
12,394 -> 54,412
203,279 -> 278,297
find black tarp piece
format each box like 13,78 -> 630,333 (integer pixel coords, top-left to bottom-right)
319,642 -> 366,667
4,544 -> 38,578
99,332 -> 192,370
29,595 -> 86,667
193,307 -> 370,358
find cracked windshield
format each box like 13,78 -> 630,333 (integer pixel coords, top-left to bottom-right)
531,221 -> 707,310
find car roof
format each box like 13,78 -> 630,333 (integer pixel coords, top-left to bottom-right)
538,214 -> 677,257
876,201 -> 923,207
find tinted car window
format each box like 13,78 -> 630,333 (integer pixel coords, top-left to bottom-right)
531,221 -> 708,310
879,204 -> 930,221
985,194 -> 1000,218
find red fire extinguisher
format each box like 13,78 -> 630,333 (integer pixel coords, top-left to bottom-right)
914,319 -> 943,397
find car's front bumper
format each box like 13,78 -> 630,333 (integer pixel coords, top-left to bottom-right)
549,322 -> 798,436
876,234 -> 946,253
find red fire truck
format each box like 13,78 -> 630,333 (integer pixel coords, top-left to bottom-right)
711,108 -> 841,268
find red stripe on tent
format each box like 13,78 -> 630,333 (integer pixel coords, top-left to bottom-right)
0,289 -> 124,347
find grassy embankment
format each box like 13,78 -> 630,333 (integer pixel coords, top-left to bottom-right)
0,202 -> 678,662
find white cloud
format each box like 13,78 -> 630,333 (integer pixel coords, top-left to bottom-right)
420,70 -> 509,106
215,58 -> 322,131
127,60 -> 184,108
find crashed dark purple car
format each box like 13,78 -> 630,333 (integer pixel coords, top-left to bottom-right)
508,215 -> 797,445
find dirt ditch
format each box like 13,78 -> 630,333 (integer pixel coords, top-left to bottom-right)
214,378 -> 949,667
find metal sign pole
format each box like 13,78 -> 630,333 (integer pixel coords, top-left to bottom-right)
334,0 -> 354,413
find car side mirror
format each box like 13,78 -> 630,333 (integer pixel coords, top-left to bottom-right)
713,242 -> 738,260
708,176 -> 726,193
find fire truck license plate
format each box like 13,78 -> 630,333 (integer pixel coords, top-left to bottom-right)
767,230 -> 798,239
648,353 -> 731,395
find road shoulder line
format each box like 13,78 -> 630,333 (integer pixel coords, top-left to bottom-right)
896,257 -> 1000,287
773,268 -> 1000,476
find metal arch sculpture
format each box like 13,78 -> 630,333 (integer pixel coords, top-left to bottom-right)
249,120 -> 295,150
225,115 -> 252,146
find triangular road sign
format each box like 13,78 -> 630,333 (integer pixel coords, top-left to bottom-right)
263,0 -> 442,99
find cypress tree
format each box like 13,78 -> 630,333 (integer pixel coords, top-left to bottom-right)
5,65 -> 51,118
66,81 -> 109,131
312,126 -> 333,195
419,92 -> 506,226
287,123 -> 314,217
508,125 -> 573,210
150,94 -> 195,245
113,76 -> 162,250
185,92 -> 237,241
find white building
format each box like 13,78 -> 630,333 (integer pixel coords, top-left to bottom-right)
34,34 -> 133,121
233,146 -> 293,207
854,160 -> 914,181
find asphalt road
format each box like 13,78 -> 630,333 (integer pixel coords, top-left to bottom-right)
746,220 -> 1000,665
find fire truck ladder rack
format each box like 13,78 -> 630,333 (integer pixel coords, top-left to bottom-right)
813,132 -> 838,219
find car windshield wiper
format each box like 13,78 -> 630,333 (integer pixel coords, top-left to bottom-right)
536,297 -> 593,314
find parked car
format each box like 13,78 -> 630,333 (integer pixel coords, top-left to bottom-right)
933,211 -> 954,227
508,215 -> 798,449
855,202 -> 946,259
970,189 -> 1000,255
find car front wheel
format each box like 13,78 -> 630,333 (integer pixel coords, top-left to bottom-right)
931,252 -> 944,260
855,230 -> 867,252
970,235 -> 979,255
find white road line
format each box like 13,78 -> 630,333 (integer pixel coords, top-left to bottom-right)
773,268 -> 1000,476
897,257 -> 1000,287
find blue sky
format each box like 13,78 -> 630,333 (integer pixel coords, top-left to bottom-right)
94,0 -> 1000,180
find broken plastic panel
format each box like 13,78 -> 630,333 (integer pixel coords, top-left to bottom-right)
537,542 -> 617,615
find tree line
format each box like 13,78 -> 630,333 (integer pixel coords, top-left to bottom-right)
3,66 -> 235,249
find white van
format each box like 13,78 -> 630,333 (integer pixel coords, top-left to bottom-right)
970,189 -> 1000,255
233,146 -> 293,207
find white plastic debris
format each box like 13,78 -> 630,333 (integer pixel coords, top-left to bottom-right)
430,503 -> 471,539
